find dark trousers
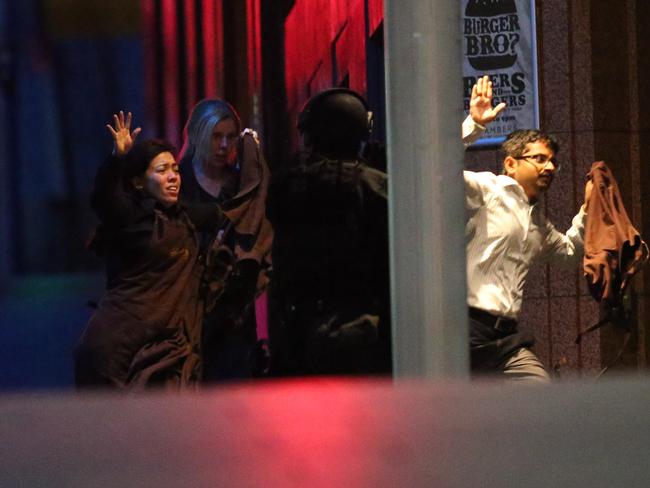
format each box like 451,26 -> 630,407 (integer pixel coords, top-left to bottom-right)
469,308 -> 548,382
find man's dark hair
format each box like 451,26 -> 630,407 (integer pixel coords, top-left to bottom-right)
501,129 -> 559,158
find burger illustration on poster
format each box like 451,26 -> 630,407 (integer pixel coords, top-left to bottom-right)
462,0 -> 538,143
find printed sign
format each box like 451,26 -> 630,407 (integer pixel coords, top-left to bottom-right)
461,0 -> 539,146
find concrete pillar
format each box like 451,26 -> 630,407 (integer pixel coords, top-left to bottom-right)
384,0 -> 468,378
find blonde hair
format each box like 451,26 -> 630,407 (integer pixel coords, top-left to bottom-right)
178,99 -> 241,166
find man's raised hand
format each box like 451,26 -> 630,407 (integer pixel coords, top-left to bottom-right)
469,75 -> 507,126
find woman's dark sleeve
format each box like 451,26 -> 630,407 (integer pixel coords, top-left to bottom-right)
90,153 -> 137,225
184,203 -> 226,231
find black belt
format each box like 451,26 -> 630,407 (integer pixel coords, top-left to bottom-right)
469,307 -> 518,334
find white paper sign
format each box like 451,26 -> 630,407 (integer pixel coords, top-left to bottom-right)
461,0 -> 539,146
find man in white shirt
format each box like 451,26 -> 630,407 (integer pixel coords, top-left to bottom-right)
461,76 -> 592,382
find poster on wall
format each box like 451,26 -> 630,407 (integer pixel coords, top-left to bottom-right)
461,0 -> 539,146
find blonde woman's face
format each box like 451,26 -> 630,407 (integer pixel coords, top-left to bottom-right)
210,118 -> 239,168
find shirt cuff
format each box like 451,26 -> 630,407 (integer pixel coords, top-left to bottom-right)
462,116 -> 485,146
572,205 -> 588,234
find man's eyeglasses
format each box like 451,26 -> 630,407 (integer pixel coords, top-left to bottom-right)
514,154 -> 561,173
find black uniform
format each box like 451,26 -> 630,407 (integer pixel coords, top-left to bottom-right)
268,155 -> 391,375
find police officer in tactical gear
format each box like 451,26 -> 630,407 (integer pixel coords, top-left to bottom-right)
268,88 -> 391,376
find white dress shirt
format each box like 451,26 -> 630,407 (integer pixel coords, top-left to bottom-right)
462,117 -> 586,319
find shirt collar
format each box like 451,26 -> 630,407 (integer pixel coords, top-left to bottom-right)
497,174 -> 538,208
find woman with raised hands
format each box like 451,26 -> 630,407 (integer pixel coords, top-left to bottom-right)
74,111 -> 226,390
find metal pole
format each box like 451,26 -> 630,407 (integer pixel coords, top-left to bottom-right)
384,0 -> 469,378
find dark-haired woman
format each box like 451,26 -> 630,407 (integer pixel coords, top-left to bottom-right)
178,100 -> 273,381
74,112 -> 225,390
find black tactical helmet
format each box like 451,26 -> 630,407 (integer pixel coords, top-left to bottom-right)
297,88 -> 372,158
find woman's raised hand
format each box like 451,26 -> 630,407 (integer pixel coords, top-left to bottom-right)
106,111 -> 142,156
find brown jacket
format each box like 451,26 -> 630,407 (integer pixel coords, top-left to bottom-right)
583,161 -> 647,306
